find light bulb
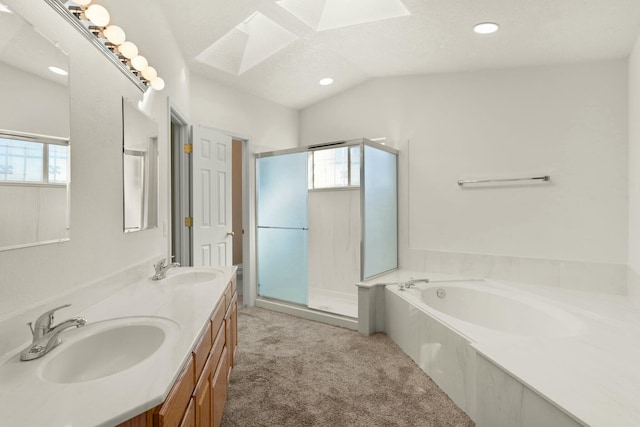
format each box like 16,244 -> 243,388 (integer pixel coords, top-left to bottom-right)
74,0 -> 92,5
150,77 -> 165,91
85,4 -> 110,27
118,41 -> 138,59
103,25 -> 125,45
131,55 -> 148,72
141,66 -> 157,81
319,77 -> 333,86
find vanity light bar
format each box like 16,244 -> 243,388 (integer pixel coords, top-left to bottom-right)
44,0 -> 165,92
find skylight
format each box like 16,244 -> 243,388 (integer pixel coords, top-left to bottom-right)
276,0 -> 410,31
196,12 -> 298,75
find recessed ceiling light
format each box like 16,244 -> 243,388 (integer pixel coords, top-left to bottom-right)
473,22 -> 500,34
319,78 -> 333,86
0,3 -> 12,13
48,66 -> 68,76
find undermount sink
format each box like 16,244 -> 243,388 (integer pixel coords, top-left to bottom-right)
39,317 -> 179,384
162,269 -> 219,286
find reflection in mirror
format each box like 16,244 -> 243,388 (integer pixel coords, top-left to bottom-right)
0,3 -> 71,251
122,98 -> 158,233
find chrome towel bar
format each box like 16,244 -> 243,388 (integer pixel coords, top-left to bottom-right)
457,175 -> 550,186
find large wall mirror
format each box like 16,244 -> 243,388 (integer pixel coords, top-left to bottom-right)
0,4 -> 71,251
122,98 -> 158,233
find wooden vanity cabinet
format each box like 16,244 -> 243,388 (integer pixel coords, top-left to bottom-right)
224,276 -> 239,372
179,398 -> 196,427
116,273 -> 237,427
154,358 -> 195,427
193,353 -> 213,426
212,347 -> 229,427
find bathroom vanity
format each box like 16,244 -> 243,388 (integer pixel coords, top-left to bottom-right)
0,266 -> 238,427
118,273 -> 238,427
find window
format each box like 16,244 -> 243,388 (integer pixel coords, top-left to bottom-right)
0,134 -> 69,184
308,145 -> 360,189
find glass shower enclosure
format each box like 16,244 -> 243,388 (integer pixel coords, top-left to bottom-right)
256,139 -> 397,316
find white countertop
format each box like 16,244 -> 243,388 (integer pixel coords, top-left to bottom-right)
0,265 -> 236,427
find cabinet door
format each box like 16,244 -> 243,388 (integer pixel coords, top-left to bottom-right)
194,354 -> 213,427
224,304 -> 232,382
231,293 -> 238,368
212,348 -> 229,427
155,358 -> 195,427
179,398 -> 196,427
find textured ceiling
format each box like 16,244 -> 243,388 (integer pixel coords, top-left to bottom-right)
0,8 -> 68,86
156,0 -> 640,109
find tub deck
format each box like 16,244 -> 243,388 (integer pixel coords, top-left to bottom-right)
358,270 -> 640,427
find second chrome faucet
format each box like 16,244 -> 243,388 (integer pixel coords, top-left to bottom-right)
152,258 -> 180,281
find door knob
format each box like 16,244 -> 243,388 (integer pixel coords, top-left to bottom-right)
226,231 -> 235,237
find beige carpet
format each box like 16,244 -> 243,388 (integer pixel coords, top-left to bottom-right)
221,306 -> 474,427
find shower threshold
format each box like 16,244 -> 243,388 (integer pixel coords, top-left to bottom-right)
255,297 -> 358,330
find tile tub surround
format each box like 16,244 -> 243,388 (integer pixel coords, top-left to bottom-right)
0,264 -> 236,427
356,270 -> 469,335
366,270 -> 640,426
406,249 -> 627,295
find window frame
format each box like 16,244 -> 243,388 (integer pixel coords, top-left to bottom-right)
308,145 -> 361,190
0,129 -> 70,187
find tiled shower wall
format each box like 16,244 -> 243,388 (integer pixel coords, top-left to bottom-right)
405,248 -> 627,295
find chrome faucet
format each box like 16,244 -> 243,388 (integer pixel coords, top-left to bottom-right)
20,304 -> 87,361
152,257 -> 180,280
399,278 -> 429,290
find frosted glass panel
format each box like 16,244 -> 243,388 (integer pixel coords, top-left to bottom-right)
257,152 -> 308,304
257,152 -> 308,228
257,227 -> 308,304
363,145 -> 397,279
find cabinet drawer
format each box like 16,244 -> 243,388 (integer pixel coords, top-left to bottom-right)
155,358 -> 195,427
211,300 -> 225,337
192,321 -> 213,381
223,281 -> 232,309
211,320 -> 225,370
225,292 -> 237,373
230,274 -> 237,295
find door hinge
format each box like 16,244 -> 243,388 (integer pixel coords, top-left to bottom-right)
184,143 -> 193,154
184,216 -> 193,227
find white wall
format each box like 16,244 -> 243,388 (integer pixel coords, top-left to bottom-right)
308,189 -> 361,297
300,62 -> 629,289
628,35 -> 640,296
0,63 -> 69,137
0,1 -> 299,317
0,186 -> 67,248
0,0 -> 176,317
190,74 -> 299,153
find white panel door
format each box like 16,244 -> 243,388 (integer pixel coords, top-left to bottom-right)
191,126 -> 233,267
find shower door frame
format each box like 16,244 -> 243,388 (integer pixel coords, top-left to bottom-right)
255,138 -> 399,311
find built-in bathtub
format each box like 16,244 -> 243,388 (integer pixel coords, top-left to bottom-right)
357,272 -> 640,427
405,281 -> 585,338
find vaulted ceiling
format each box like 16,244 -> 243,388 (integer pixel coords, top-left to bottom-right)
156,0 -> 640,109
